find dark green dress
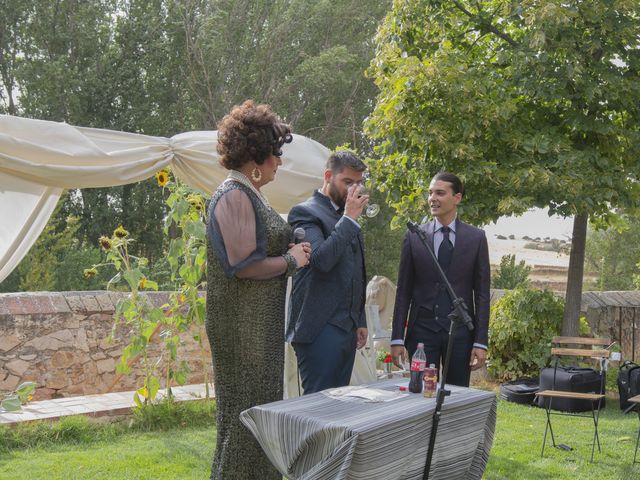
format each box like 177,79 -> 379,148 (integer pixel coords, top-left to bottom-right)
206,180 -> 291,480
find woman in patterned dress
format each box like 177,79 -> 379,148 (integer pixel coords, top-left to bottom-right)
206,100 -> 311,479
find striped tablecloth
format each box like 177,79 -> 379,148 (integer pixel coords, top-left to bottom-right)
240,379 -> 497,480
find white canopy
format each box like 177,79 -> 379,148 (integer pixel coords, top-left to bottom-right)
0,115 -> 328,283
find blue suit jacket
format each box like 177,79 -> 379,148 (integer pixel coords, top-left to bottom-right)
286,190 -> 367,344
391,219 -> 490,346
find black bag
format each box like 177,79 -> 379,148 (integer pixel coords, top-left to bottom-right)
536,366 -> 605,412
500,379 -> 539,405
617,360 -> 640,410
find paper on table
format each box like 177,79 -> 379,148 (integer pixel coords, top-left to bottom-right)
323,386 -> 407,403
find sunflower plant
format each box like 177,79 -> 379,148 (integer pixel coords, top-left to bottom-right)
161,172 -> 210,398
86,168 -> 210,405
0,382 -> 37,412
88,224 -> 171,406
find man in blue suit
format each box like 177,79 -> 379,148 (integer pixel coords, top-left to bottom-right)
391,172 -> 490,387
287,151 -> 369,394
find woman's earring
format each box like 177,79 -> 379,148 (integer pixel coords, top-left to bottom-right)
251,167 -> 262,182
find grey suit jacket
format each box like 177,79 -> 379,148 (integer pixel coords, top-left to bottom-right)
391,219 -> 490,346
286,190 -> 367,344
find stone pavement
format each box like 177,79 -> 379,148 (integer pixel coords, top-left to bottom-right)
0,383 -> 213,425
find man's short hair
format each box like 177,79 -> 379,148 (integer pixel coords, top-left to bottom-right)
432,171 -> 464,198
326,150 -> 366,174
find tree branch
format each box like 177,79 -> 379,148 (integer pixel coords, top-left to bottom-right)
451,0 -> 518,48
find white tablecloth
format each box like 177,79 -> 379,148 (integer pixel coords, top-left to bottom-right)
240,379 -> 496,480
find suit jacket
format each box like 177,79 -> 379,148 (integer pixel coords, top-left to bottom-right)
286,190 -> 367,344
391,218 -> 490,346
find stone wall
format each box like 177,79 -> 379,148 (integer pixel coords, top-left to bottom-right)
0,291 -> 212,400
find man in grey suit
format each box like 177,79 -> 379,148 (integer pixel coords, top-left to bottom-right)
287,151 -> 369,394
391,172 -> 490,387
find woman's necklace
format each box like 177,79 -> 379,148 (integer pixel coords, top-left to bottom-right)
225,170 -> 270,208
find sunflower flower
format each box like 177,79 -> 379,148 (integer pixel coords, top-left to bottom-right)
155,169 -> 169,187
114,225 -> 129,238
138,276 -> 147,289
83,267 -> 98,279
99,236 -> 112,251
187,193 -> 204,211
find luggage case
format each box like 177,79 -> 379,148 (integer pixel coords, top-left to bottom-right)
536,366 -> 605,412
618,360 -> 640,410
499,379 -> 539,405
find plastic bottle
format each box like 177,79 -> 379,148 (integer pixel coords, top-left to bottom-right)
408,343 -> 427,393
423,363 -> 438,398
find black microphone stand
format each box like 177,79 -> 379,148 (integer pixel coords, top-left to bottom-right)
405,221 -> 475,480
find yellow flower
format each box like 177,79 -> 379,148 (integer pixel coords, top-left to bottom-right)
113,225 -> 129,238
187,193 -> 204,211
155,169 -> 169,187
138,276 -> 147,289
99,236 -> 112,251
83,268 -> 98,279
177,293 -> 185,304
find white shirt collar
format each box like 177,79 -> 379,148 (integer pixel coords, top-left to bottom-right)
434,216 -> 457,233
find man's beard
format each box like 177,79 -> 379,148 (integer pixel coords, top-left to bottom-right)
328,178 -> 346,208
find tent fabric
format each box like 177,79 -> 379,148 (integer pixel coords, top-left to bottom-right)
0,114 -> 329,283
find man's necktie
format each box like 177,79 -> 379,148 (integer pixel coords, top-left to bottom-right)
438,226 -> 454,270
435,226 -> 454,330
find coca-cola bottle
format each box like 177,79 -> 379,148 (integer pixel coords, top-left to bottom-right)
423,363 -> 438,398
408,343 -> 426,393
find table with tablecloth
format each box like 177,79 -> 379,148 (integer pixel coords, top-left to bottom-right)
240,379 -> 497,480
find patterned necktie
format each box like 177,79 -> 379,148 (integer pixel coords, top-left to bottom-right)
438,226 -> 454,271
434,225 -> 454,330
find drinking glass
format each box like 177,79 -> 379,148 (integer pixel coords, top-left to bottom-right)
358,182 -> 380,218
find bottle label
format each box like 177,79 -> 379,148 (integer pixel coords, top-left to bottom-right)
410,359 -> 426,372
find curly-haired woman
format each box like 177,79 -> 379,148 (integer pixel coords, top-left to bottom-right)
206,100 -> 310,479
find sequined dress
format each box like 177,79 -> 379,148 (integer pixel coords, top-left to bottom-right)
206,180 -> 291,480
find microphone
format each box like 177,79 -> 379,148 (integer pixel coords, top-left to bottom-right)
293,227 -> 306,244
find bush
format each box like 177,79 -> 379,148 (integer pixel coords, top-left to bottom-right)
488,287 -> 564,381
492,254 -> 531,289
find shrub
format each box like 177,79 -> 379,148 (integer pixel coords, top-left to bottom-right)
492,254 -> 531,289
488,287 -> 564,381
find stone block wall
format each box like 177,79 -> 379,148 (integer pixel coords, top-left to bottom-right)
0,292 -> 212,400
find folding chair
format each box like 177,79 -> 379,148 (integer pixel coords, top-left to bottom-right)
536,336 -> 611,462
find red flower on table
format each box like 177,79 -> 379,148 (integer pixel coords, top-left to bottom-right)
383,353 -> 393,364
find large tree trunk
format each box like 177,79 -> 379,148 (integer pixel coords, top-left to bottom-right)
562,212 -> 588,336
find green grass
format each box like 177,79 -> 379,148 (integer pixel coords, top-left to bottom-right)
486,399 -> 640,479
1,397 -> 639,479
0,425 -> 215,479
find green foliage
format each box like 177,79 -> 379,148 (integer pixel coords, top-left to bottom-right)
585,215 -> 640,291
87,170 -> 210,404
367,1 -> 640,227
130,397 -> 216,432
366,0 -> 640,336
1,0 -> 391,285
89,223 -> 172,405
492,254 -> 531,290
0,381 -> 36,412
489,288 -> 564,381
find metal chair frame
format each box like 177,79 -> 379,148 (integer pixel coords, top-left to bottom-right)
536,336 -> 611,462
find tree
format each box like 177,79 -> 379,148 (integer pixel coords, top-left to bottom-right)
0,0 -> 393,290
174,0 -> 388,149
585,214 -> 640,290
367,1 -> 640,335
492,254 -> 531,290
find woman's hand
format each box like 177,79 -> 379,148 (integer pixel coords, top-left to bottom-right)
287,242 -> 311,268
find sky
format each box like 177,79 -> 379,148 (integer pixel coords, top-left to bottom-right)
482,208 -> 573,240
